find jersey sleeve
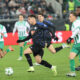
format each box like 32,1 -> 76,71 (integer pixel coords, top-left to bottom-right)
71,22 -> 80,38
13,22 -> 17,35
71,27 -> 80,38
2,26 -> 7,37
26,21 -> 30,32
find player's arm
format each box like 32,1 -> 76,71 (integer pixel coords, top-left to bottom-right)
26,21 -> 30,32
67,27 -> 80,44
0,51 -> 6,58
46,21 -> 56,38
13,23 -> 17,36
17,32 -> 32,43
1,26 -> 7,37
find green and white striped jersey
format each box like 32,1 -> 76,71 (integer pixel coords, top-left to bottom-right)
13,21 -> 30,37
0,24 -> 7,41
71,19 -> 80,44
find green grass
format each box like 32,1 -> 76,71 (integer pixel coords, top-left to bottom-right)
0,44 -> 80,80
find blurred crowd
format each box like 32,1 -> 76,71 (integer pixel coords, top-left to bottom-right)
0,0 -> 56,19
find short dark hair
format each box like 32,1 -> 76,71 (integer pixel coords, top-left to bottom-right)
28,15 -> 36,18
38,13 -> 44,16
77,6 -> 80,9
19,14 -> 25,18
70,11 -> 77,17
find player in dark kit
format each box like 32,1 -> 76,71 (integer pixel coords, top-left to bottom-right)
33,13 -> 70,65
37,13 -> 69,52
17,15 -> 57,76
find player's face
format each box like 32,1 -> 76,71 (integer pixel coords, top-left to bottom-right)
28,17 -> 36,25
69,14 -> 76,22
37,15 -> 44,22
76,8 -> 80,16
28,17 -> 33,24
19,15 -> 24,21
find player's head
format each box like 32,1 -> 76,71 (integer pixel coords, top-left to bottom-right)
69,12 -> 77,22
76,6 -> 80,16
19,14 -> 24,21
28,15 -> 36,25
37,13 -> 44,22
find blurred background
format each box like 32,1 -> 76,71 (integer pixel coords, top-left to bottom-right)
0,0 -> 80,32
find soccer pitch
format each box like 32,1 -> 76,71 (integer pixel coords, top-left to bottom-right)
0,44 -> 80,80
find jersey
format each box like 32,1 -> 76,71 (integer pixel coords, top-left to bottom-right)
43,20 -> 55,37
13,21 -> 30,37
37,22 -> 52,44
21,22 -> 51,48
71,19 -> 80,44
0,24 -> 7,42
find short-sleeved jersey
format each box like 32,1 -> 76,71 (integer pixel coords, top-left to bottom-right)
0,24 -> 7,41
13,21 -> 30,37
71,19 -> 80,44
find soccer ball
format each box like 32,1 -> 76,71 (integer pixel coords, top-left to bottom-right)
5,67 -> 13,76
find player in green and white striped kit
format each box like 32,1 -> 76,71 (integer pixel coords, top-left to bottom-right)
66,12 -> 80,77
13,14 -> 30,60
0,24 -> 13,58
75,6 -> 80,70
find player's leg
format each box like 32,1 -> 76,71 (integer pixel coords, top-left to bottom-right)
24,46 -> 34,72
23,41 -> 27,47
18,42 -> 24,60
66,52 -> 76,77
0,46 -> 14,58
75,53 -> 80,71
48,43 -> 69,54
35,54 -> 57,76
18,36 -> 27,60
66,44 -> 80,77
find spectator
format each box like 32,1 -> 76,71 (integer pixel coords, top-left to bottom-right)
8,0 -> 19,7
67,0 -> 75,13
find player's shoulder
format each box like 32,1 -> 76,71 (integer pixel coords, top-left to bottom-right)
72,19 -> 80,29
25,21 -> 29,24
74,19 -> 80,26
44,20 -> 53,25
37,22 -> 47,27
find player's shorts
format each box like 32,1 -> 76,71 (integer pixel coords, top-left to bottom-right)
30,44 -> 44,57
0,41 -> 4,50
46,42 -> 51,48
70,43 -> 80,55
19,36 -> 27,40
19,36 -> 27,44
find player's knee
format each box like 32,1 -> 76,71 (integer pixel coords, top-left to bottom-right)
51,50 -> 56,54
24,50 -> 28,54
36,59 -> 41,64
69,55 -> 74,59
0,49 -> 2,52
53,50 -> 56,53
35,57 -> 41,64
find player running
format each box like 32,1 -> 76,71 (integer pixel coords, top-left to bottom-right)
13,14 -> 30,60
0,24 -> 13,58
66,12 -> 80,77
33,13 -> 70,65
17,15 -> 57,76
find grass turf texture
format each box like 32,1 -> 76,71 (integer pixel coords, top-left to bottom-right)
0,43 -> 80,80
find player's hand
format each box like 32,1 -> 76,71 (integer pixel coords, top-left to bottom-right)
1,33 -> 4,36
17,40 -> 23,43
54,36 -> 58,41
66,37 -> 73,44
